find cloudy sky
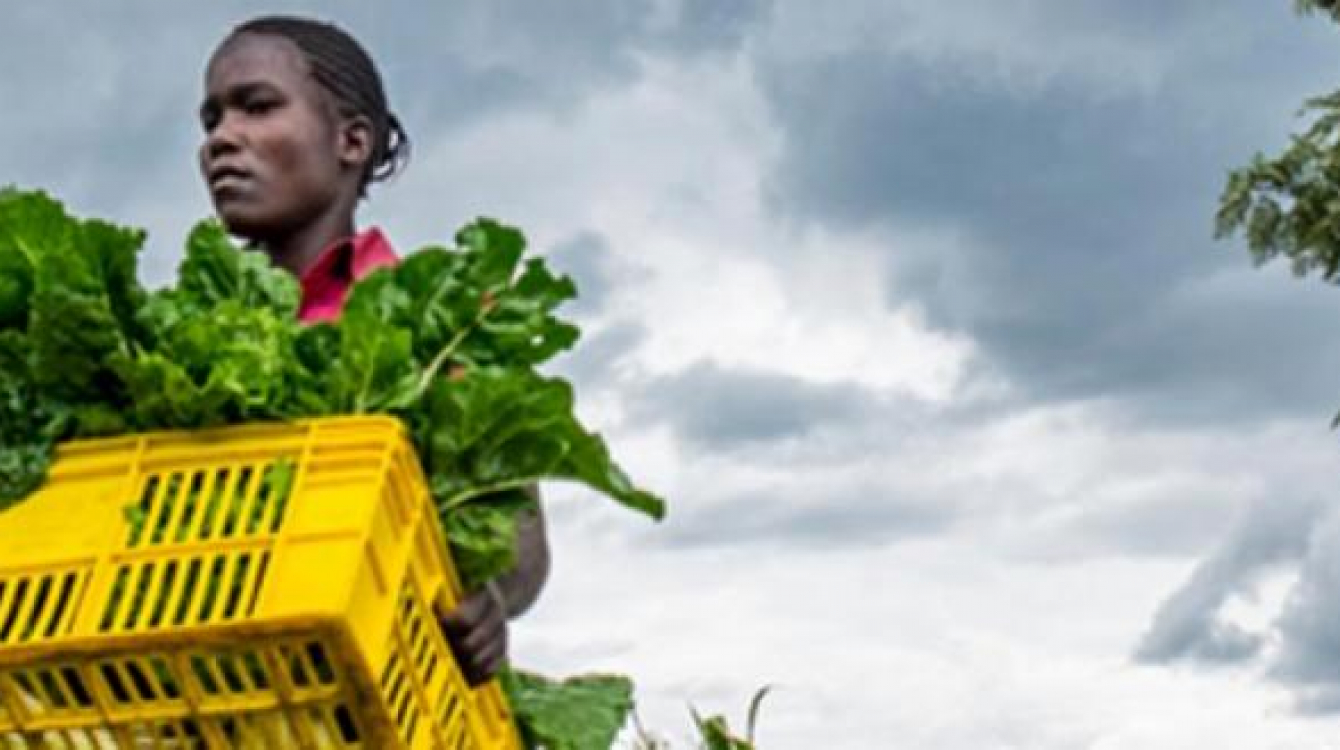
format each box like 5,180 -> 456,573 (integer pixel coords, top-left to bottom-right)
10,1 -> 1340,747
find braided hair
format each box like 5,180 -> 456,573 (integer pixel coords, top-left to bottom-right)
224,15 -> 410,195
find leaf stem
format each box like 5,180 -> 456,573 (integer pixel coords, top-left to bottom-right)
442,476 -> 540,512
415,294 -> 493,399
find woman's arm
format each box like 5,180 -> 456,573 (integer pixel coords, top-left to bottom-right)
492,484 -> 550,618
438,484 -> 550,685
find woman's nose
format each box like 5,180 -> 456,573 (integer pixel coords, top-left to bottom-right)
205,112 -> 243,159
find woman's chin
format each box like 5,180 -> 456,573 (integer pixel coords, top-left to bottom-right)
213,202 -> 273,240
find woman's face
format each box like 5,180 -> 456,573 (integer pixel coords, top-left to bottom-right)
199,33 -> 353,241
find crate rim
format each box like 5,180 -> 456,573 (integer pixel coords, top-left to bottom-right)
52,415 -> 410,458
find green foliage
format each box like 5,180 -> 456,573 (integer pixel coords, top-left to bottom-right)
626,687 -> 773,750
501,669 -> 635,750
1216,89 -> 1340,280
1219,3 -> 1340,426
691,716 -> 752,750
0,189 -> 666,747
421,367 -> 664,520
1217,4 -> 1340,279
1295,0 -> 1340,23
690,686 -> 771,750
0,330 -> 52,504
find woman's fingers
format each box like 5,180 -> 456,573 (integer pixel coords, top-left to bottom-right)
438,588 -> 509,686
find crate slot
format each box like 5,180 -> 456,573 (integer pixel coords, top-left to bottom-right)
330,703 -> 361,744
244,651 -> 271,692
0,572 -> 81,646
380,653 -> 407,710
200,468 -> 249,541
172,558 -> 207,628
57,668 -> 92,709
208,651 -> 266,698
453,720 -> 472,749
195,555 -> 229,624
124,460 -> 297,550
254,461 -> 297,536
121,562 -> 157,631
145,561 -> 179,629
10,672 -> 44,716
305,642 -> 336,687
125,660 -> 155,703
189,655 -> 221,698
439,690 -> 462,730
240,552 -> 269,617
16,577 -> 52,644
294,703 -> 363,747
147,657 -> 180,701
36,669 -> 71,710
125,657 -> 170,703
97,662 -> 132,706
138,472 -> 183,547
400,697 -> 422,746
90,656 -> 183,709
32,728 -> 118,749
98,552 -> 266,634
124,474 -> 163,548
0,580 -> 29,643
215,652 -> 263,695
43,573 -> 81,640
281,645 -> 312,691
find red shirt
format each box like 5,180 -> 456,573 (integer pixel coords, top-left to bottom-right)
298,227 -> 399,323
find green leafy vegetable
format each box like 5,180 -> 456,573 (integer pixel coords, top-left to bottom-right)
501,669 -> 635,750
0,190 -> 662,558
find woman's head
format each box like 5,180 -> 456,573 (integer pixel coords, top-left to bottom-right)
199,16 -> 408,242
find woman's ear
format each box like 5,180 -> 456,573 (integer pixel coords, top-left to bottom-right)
338,114 -> 374,173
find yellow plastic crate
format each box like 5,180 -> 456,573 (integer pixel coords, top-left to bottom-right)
0,416 -> 522,749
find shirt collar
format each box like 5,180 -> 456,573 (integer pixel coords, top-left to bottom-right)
298,227 -> 398,322
300,226 -> 396,292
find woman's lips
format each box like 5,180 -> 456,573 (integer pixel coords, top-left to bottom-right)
210,172 -> 253,197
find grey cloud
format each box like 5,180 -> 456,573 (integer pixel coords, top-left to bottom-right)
1134,494 -> 1325,666
549,320 -> 648,392
646,0 -> 773,57
360,3 -> 654,131
754,3 -> 1340,422
631,360 -> 881,451
355,0 -> 771,134
1269,510 -> 1340,711
540,229 -> 657,390
1054,491 -> 1240,561
653,482 -> 954,550
546,231 -> 617,317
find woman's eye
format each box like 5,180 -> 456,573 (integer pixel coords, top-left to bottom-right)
245,99 -> 276,115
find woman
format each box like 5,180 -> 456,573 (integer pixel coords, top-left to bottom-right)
198,15 -> 550,686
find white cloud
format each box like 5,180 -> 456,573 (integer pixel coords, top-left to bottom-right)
394,50 -> 973,405
518,518 -> 1340,749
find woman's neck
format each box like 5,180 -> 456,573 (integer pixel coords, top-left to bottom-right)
260,208 -> 358,278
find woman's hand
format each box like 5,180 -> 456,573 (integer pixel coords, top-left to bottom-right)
436,489 -> 549,687
438,582 -> 509,686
